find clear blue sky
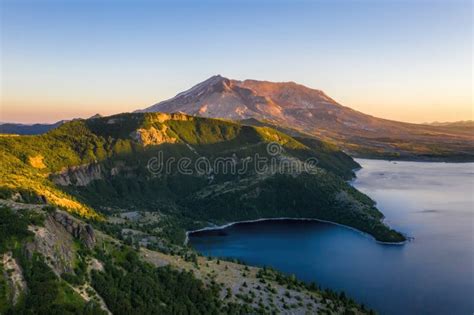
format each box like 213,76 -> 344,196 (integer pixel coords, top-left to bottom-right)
1,0 -> 472,123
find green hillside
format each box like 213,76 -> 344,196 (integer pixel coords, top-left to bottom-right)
0,112 -> 400,314
0,112 -> 404,244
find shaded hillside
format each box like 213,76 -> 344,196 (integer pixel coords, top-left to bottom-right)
139,75 -> 474,161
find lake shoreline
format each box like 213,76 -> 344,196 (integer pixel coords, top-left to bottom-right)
188,159 -> 473,315
351,155 -> 474,163
185,217 -> 408,246
186,162 -> 409,247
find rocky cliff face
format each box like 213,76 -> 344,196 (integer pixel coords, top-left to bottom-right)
52,211 -> 96,249
25,209 -> 96,275
51,161 -> 139,187
27,214 -> 77,274
52,163 -> 104,186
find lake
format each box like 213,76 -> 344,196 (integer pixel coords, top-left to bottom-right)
189,159 -> 474,314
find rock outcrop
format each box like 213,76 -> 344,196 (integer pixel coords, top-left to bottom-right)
52,163 -> 103,186
26,210 -> 96,275
27,216 -> 76,274
131,125 -> 177,146
1,252 -> 26,305
53,211 -> 96,249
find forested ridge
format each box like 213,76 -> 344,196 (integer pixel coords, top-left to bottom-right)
0,112 -> 400,314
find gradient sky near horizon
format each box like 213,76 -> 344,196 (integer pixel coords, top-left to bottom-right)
1,0 -> 472,124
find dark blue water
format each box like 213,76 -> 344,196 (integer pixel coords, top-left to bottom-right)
189,159 -> 474,315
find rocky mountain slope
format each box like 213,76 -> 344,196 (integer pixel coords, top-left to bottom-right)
0,200 -> 371,314
139,75 -> 474,161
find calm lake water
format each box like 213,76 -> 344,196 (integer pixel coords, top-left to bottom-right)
189,159 -> 474,314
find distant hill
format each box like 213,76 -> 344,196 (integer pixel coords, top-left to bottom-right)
425,120 -> 474,127
138,75 -> 474,161
426,120 -> 474,127
0,114 -> 103,135
0,121 -> 64,135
